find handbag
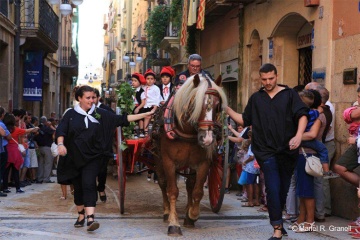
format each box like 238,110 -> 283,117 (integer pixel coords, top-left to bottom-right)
12,138 -> 26,157
51,142 -> 59,157
301,147 -> 323,177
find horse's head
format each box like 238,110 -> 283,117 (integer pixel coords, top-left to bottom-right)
173,74 -> 227,153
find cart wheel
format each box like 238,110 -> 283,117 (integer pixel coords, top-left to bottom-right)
208,113 -> 229,213
119,150 -> 127,214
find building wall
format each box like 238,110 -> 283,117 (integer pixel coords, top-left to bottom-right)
200,8 -> 239,75
0,17 -> 15,111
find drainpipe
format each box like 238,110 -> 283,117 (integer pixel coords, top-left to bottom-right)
13,0 -> 21,109
238,4 -> 244,112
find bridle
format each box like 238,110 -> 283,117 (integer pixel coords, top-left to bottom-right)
197,88 -> 221,132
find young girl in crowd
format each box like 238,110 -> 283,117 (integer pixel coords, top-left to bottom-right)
239,130 -> 260,207
2,113 -> 38,194
159,66 -> 175,105
131,73 -> 146,138
140,68 -> 161,137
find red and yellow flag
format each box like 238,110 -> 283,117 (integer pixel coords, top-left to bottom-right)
180,0 -> 189,46
196,0 -> 205,30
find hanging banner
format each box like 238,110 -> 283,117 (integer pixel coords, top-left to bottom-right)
23,51 -> 43,101
196,0 -> 206,30
180,0 -> 189,46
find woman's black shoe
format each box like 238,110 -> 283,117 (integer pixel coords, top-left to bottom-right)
268,225 -> 282,240
99,191 -> 107,202
74,209 -> 85,228
87,214 -> 100,231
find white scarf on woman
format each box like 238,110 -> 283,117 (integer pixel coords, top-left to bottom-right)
74,104 -> 99,128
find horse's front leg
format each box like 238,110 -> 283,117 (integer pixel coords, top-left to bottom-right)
184,161 -> 209,227
163,159 -> 182,236
185,169 -> 196,212
156,164 -> 170,222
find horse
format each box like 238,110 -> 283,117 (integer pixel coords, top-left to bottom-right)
152,73 -> 228,236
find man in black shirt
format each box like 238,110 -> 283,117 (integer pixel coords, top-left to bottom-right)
94,89 -> 115,202
34,116 -> 55,183
227,63 -> 308,240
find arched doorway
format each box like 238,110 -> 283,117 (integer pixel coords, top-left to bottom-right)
270,13 -> 313,87
247,30 -> 262,94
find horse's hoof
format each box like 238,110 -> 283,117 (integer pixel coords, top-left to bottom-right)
183,214 -> 196,228
163,214 -> 169,222
167,226 -> 182,236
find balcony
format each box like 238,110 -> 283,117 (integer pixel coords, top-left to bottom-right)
60,47 -> 79,80
0,1 -> 8,17
20,0 -> 59,53
205,0 -> 254,23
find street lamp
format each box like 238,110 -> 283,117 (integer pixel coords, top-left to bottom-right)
84,73 -> 97,83
123,35 -> 145,80
48,0 -> 83,16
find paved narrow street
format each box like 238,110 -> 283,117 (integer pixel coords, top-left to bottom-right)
0,171 -> 352,239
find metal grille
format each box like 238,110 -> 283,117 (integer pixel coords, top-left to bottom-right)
0,0 -> 8,17
298,47 -> 312,86
20,0 -> 58,45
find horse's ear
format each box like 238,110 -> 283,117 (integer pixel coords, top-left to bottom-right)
214,75 -> 222,87
193,74 -> 200,87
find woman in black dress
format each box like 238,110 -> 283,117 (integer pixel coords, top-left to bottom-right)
56,85 -> 153,231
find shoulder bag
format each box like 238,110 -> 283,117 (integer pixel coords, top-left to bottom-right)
301,147 -> 323,177
51,142 -> 59,157
12,137 -> 26,157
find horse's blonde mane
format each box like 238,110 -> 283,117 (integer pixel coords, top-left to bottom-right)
173,74 -> 228,127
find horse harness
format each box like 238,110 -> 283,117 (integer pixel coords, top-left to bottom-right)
163,78 -> 222,141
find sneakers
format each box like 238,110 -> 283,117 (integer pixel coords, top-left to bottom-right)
224,188 -> 230,194
323,171 -> 340,179
16,189 -> 25,193
0,192 -> 7,197
3,189 -> 11,193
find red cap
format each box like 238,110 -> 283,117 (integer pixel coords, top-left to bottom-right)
144,68 -> 156,78
131,73 -> 146,85
160,66 -> 175,77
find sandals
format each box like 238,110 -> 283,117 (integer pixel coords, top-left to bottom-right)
99,191 -> 107,202
268,225 -> 282,240
288,221 -> 299,230
294,222 -> 316,233
74,209 -> 85,228
257,206 -> 268,212
87,214 -> 100,231
242,203 -> 254,207
60,196 -> 66,200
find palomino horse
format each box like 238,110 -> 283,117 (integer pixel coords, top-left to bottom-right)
153,74 -> 228,236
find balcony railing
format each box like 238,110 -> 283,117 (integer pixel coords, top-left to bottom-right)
0,1 -> 8,17
20,0 -> 59,46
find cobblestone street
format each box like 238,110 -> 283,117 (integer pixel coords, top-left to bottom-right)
0,172 -> 352,239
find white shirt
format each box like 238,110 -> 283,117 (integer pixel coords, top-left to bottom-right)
133,86 -> 142,105
141,85 -> 161,108
162,84 -> 171,102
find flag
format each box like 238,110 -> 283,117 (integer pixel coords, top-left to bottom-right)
180,0 -> 189,46
187,0 -> 197,26
196,0 -> 205,30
